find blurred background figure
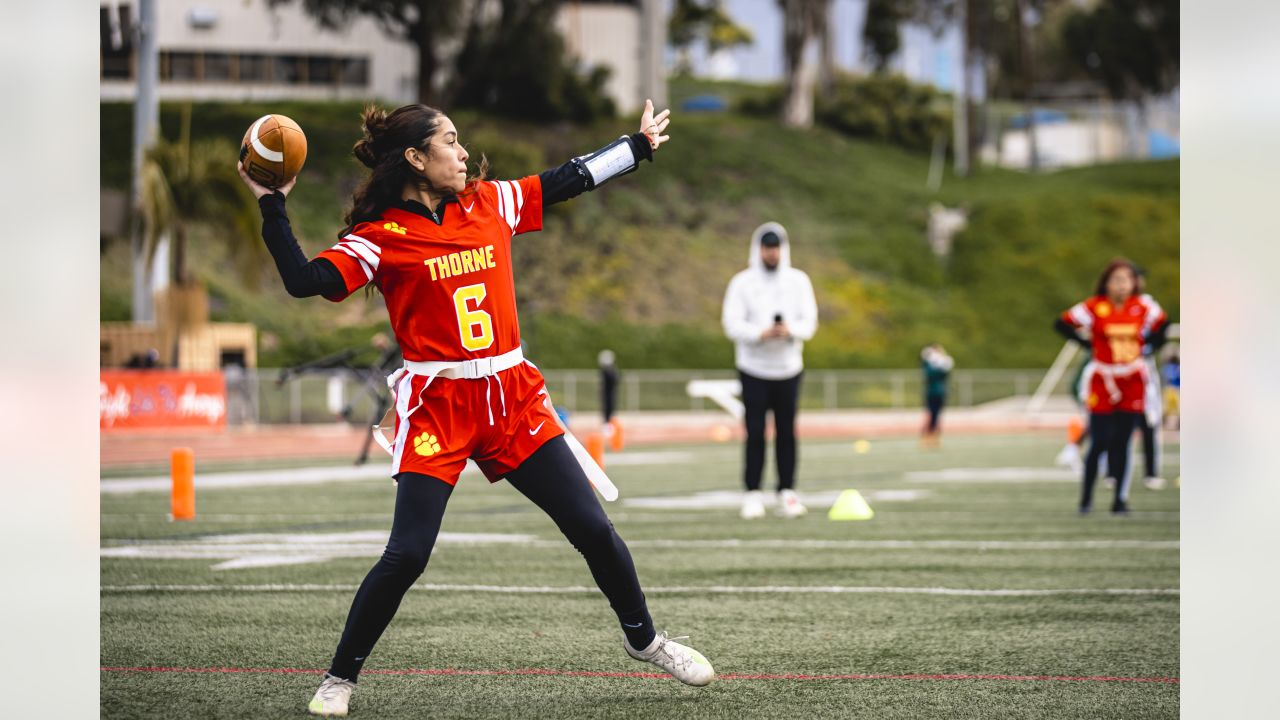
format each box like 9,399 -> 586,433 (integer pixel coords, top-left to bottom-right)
920,343 -> 953,447
722,222 -> 818,520
598,349 -> 620,444
1055,258 -> 1168,515
1162,349 -> 1180,430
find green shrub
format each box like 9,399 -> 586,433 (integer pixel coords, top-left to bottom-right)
737,74 -> 951,152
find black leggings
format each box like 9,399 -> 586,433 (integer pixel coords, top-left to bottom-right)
740,370 -> 802,492
328,435 -> 652,680
925,395 -> 944,434
1082,411 -> 1140,510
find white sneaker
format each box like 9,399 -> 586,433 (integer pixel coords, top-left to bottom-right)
308,674 -> 355,717
777,489 -> 807,518
1144,476 -> 1166,490
740,490 -> 765,519
625,631 -> 716,686
1055,443 -> 1083,474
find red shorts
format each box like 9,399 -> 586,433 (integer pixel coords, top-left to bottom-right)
1084,366 -> 1146,414
389,361 -> 564,484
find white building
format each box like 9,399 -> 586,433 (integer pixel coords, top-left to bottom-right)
100,0 -> 662,111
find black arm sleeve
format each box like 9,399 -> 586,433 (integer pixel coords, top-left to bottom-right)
539,132 -> 655,206
1145,321 -> 1170,351
1053,317 -> 1091,348
258,192 -> 346,299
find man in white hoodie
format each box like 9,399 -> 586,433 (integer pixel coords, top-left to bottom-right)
721,222 -> 819,519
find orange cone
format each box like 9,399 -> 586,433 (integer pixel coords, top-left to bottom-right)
1067,416 -> 1086,444
170,447 -> 196,521
586,433 -> 606,469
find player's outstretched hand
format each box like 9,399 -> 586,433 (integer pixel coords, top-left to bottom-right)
238,161 -> 296,199
640,99 -> 671,151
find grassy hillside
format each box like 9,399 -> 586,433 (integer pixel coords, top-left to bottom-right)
100,99 -> 1178,369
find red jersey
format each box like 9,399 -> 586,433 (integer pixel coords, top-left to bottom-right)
316,177 -> 543,361
1062,294 -> 1167,413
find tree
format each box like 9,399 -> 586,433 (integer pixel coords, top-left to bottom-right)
270,0 -> 463,106
862,0 -> 910,72
138,108 -> 264,291
668,0 -> 754,73
779,0 -> 829,128
1060,0 -> 1178,101
448,0 -> 615,121
276,0 -> 616,121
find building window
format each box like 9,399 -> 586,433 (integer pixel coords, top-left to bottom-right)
273,55 -> 305,84
238,54 -> 271,83
341,57 -> 370,86
203,52 -> 234,82
307,56 -> 337,85
162,51 -> 199,81
142,50 -> 368,87
100,4 -> 133,80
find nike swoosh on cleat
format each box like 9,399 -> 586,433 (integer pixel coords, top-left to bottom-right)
529,422 -> 546,435
623,622 -> 643,627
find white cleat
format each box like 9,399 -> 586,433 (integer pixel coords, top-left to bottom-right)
308,674 -> 355,717
1144,476 -> 1167,490
740,490 -> 765,519
777,489 -> 807,518
1055,443 -> 1083,474
625,631 -> 716,686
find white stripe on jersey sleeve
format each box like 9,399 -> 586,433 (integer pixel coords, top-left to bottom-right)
1138,294 -> 1165,334
344,234 -> 381,255
1068,302 -> 1093,328
334,246 -> 374,281
511,179 -> 524,228
337,241 -> 380,270
498,181 -> 516,231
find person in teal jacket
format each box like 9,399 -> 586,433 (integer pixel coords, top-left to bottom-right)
921,344 -> 953,447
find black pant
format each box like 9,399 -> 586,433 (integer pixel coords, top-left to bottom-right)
925,394 -> 945,433
740,370 -> 802,492
1082,411 -> 1141,511
328,435 -> 652,680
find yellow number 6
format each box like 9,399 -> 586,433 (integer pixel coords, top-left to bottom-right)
454,283 -> 494,351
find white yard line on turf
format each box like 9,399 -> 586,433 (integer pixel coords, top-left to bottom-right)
99,583 -> 1179,597
905,467 -> 1080,482
100,450 -> 694,494
101,532 -> 1178,570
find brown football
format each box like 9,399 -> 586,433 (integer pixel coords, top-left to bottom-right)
240,114 -> 307,188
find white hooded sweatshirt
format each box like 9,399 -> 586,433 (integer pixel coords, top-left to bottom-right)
721,222 -> 819,380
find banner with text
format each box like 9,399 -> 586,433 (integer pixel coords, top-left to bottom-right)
100,371 -> 227,430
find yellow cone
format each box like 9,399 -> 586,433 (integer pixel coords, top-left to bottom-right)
828,489 -> 875,520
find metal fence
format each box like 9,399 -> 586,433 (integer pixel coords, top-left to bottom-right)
229,368 -> 1064,426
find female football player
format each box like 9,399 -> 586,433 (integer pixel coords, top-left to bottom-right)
1055,258 -> 1167,515
239,101 -> 715,717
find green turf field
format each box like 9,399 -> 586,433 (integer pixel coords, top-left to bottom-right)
101,432 -> 1179,719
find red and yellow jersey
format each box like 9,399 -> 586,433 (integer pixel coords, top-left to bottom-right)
316,177 -> 543,361
1061,294 -> 1167,365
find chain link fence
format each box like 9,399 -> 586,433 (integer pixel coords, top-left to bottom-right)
226,368 -> 1064,426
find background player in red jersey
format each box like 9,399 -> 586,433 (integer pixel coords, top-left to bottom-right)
1055,258 -> 1168,515
239,101 -> 716,717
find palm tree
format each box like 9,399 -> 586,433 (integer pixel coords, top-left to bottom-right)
136,108 -> 264,308
779,0 -> 830,128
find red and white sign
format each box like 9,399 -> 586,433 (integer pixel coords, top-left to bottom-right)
100,371 -> 227,430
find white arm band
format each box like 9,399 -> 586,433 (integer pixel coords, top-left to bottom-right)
578,136 -> 640,188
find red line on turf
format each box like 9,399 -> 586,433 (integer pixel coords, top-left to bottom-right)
99,666 -> 1178,684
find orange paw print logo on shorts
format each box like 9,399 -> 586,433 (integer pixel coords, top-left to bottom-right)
383,221 -> 408,235
413,432 -> 441,456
